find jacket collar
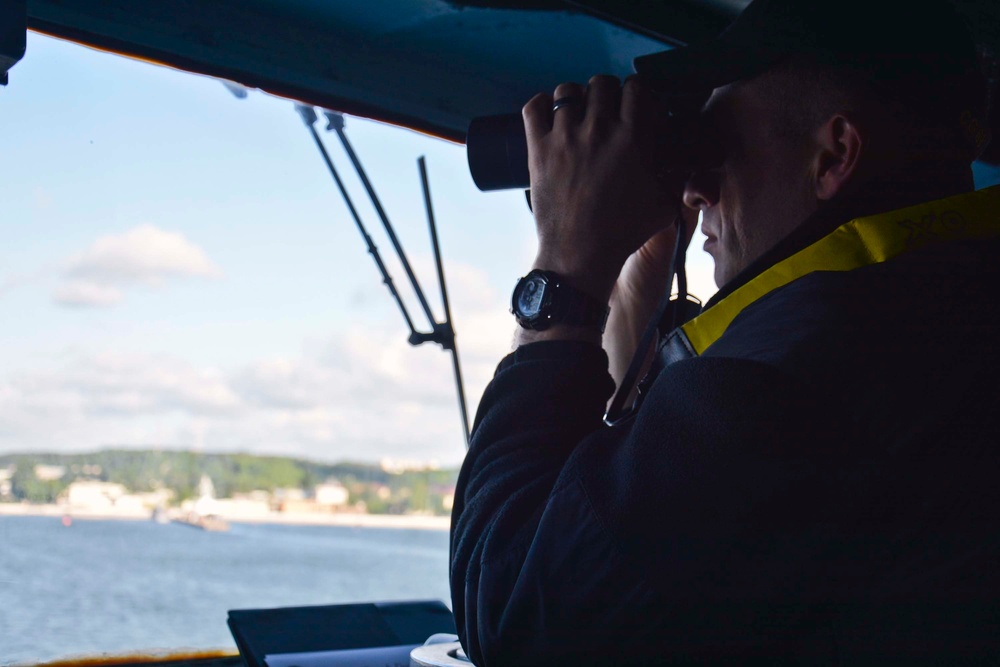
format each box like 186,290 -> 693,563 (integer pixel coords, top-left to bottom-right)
681,185 -> 1000,355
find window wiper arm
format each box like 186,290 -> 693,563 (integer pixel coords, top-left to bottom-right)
295,105 -> 471,448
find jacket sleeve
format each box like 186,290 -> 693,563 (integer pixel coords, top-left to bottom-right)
450,340 -> 847,666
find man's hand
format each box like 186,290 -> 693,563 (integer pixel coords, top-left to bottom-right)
515,75 -> 687,354
605,207 -> 700,393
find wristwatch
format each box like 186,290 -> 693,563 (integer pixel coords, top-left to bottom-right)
511,269 -> 610,332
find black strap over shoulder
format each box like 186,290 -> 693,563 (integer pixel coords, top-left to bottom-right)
604,219 -> 702,425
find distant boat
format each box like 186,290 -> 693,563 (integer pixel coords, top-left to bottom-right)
151,507 -> 170,524
173,512 -> 230,532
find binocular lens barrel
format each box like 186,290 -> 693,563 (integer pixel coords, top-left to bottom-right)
466,105 -> 717,192
466,113 -> 530,192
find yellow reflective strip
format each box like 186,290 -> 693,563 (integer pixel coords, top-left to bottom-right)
682,185 -> 1000,355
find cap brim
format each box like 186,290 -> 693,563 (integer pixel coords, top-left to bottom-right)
633,41 -> 788,95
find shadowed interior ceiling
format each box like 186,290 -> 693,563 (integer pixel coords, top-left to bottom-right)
19,0 -> 1000,159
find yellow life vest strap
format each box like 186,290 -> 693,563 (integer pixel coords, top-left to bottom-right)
681,185 -> 1000,355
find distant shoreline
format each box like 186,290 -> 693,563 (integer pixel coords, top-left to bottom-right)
0,502 -> 451,531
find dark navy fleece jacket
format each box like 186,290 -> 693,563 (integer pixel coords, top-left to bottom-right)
450,236 -> 1000,666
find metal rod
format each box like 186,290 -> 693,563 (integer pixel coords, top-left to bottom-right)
419,157 -> 456,343
330,119 -> 439,330
419,156 -> 471,447
296,105 -> 419,335
301,105 -> 472,447
449,346 -> 471,448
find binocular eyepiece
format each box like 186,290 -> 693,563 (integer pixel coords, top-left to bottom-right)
466,104 -> 719,192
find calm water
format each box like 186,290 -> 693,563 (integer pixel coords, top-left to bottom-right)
0,516 -> 451,665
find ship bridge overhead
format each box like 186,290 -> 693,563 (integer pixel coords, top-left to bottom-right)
21,0 -> 689,142
15,0 -> 1000,161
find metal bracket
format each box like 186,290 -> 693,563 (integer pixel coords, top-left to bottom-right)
1,0 -> 26,86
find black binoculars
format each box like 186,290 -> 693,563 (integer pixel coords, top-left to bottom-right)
466,104 -> 719,192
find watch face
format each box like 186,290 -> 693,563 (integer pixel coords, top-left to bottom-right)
517,276 -> 547,318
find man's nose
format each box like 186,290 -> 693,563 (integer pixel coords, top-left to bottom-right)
682,171 -> 720,211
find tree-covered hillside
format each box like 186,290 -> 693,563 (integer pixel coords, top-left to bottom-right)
0,450 -> 458,514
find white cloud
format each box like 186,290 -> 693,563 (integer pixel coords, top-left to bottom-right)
8,352 -> 241,417
53,225 -> 222,307
1,259 -> 515,465
66,224 -> 222,283
1,253 -> 716,465
53,281 -> 124,307
0,340 -> 474,463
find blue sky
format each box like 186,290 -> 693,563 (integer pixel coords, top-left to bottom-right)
0,32 -> 801,467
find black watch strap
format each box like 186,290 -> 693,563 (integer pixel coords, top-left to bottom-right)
513,270 -> 610,332
555,281 -> 611,331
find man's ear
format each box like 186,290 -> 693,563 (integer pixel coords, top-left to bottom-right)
812,114 -> 864,201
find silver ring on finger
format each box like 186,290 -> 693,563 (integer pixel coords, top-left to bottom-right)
552,96 -> 584,112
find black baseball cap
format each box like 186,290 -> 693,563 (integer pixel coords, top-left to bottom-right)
633,0 -> 989,156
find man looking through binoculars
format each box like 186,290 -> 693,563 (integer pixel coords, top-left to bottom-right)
451,0 -> 1000,663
